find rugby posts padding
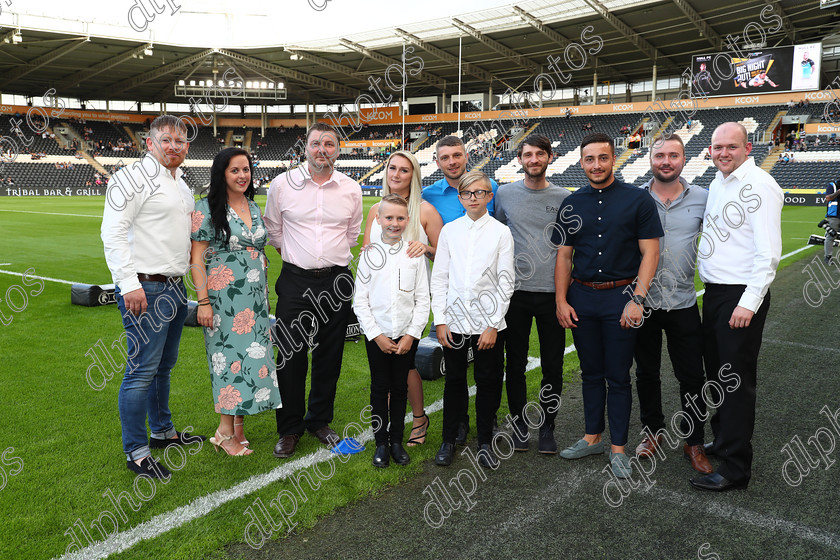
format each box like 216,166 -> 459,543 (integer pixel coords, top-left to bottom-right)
71,283 -> 117,307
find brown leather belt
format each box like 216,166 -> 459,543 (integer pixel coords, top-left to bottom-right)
137,273 -> 182,283
573,277 -> 634,290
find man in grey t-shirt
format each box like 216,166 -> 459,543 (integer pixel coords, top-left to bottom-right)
495,134 -> 570,453
632,134 -> 712,475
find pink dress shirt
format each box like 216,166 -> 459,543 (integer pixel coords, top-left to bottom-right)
263,165 -> 363,269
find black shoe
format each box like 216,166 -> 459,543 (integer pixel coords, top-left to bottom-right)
511,419 -> 529,452
689,472 -> 748,492
455,420 -> 469,446
538,425 -> 557,454
435,442 -> 455,466
127,456 -> 171,479
373,444 -> 390,468
390,442 -> 410,465
703,442 -> 716,456
477,443 -> 500,469
149,431 -> 206,449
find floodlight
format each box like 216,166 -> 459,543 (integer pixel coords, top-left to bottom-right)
144,46 -> 154,56
178,79 -> 185,86
12,30 -> 23,44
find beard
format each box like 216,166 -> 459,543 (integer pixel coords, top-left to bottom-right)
586,170 -> 613,185
523,163 -> 548,179
652,168 -> 681,183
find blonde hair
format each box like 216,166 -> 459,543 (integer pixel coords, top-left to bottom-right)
382,150 -> 422,242
457,169 -> 491,193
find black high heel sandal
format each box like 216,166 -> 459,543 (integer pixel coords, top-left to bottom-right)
406,413 -> 429,447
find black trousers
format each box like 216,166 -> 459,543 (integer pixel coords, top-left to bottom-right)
503,290 -> 564,427
365,338 -> 418,445
273,266 -> 353,436
633,304 -> 706,445
702,284 -> 771,484
442,333 -> 504,446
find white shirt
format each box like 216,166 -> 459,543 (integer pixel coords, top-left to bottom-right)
430,212 -> 515,334
101,153 -> 194,293
698,157 -> 783,312
353,239 -> 431,341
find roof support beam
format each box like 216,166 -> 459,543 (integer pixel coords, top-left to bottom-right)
581,0 -> 681,72
669,0 -> 723,51
284,49 -> 361,81
217,49 -> 359,99
339,38 -> 447,90
108,49 -> 215,94
762,0 -> 796,44
394,28 -> 493,83
512,6 -> 627,81
451,18 -> 541,75
56,44 -> 150,90
4,39 -> 86,85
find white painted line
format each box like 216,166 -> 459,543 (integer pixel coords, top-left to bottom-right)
0,208 -> 101,218
56,350 -> 563,560
781,245 -> 817,260
650,487 -> 840,550
0,269 -> 88,286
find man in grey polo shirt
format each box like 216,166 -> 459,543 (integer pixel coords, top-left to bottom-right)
631,134 -> 712,474
495,134 -> 569,453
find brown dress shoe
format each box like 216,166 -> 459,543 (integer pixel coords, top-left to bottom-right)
635,434 -> 663,458
683,443 -> 714,474
309,425 -> 340,447
273,434 -> 301,458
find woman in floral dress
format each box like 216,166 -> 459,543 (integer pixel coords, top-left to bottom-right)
190,147 -> 281,456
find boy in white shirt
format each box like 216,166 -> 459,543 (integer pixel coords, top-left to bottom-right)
431,170 -> 515,469
354,194 -> 431,468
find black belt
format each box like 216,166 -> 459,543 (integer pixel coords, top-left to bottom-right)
573,277 -> 634,290
282,261 -> 346,279
137,273 -> 182,283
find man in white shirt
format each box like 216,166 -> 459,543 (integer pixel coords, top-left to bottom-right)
101,115 -> 203,479
690,122 -> 783,492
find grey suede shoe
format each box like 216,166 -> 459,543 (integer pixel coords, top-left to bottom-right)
559,438 -> 605,459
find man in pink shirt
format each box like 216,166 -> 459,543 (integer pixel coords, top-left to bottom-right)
264,122 -> 363,458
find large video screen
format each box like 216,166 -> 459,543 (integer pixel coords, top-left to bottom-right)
691,43 -> 821,97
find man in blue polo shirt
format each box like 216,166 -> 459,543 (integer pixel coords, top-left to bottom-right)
422,134 -> 499,445
552,132 -> 663,479
422,135 -> 498,223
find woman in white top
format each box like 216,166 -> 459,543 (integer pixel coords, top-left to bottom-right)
362,150 -> 443,446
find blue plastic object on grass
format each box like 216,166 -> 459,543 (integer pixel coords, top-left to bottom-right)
330,437 -> 365,455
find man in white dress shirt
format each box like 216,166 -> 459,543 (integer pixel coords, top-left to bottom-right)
102,115 -> 204,479
690,122 -> 783,492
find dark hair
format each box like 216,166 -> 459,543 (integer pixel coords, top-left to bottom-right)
306,122 -> 338,143
517,134 -> 552,157
580,132 -> 614,155
435,135 -> 465,154
207,147 -> 254,245
650,133 -> 685,155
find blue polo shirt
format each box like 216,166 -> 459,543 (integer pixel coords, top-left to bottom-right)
422,177 -> 499,225
550,178 -> 663,282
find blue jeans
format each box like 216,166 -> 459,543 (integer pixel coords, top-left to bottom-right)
116,280 -> 187,461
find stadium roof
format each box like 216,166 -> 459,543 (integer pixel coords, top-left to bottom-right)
1,0 -> 838,108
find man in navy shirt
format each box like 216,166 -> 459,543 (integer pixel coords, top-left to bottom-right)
422,135 -> 499,445
552,132 -> 663,479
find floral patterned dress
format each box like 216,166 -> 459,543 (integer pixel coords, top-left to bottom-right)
190,197 -> 281,415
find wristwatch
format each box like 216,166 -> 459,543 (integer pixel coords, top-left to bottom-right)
631,294 -> 646,307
